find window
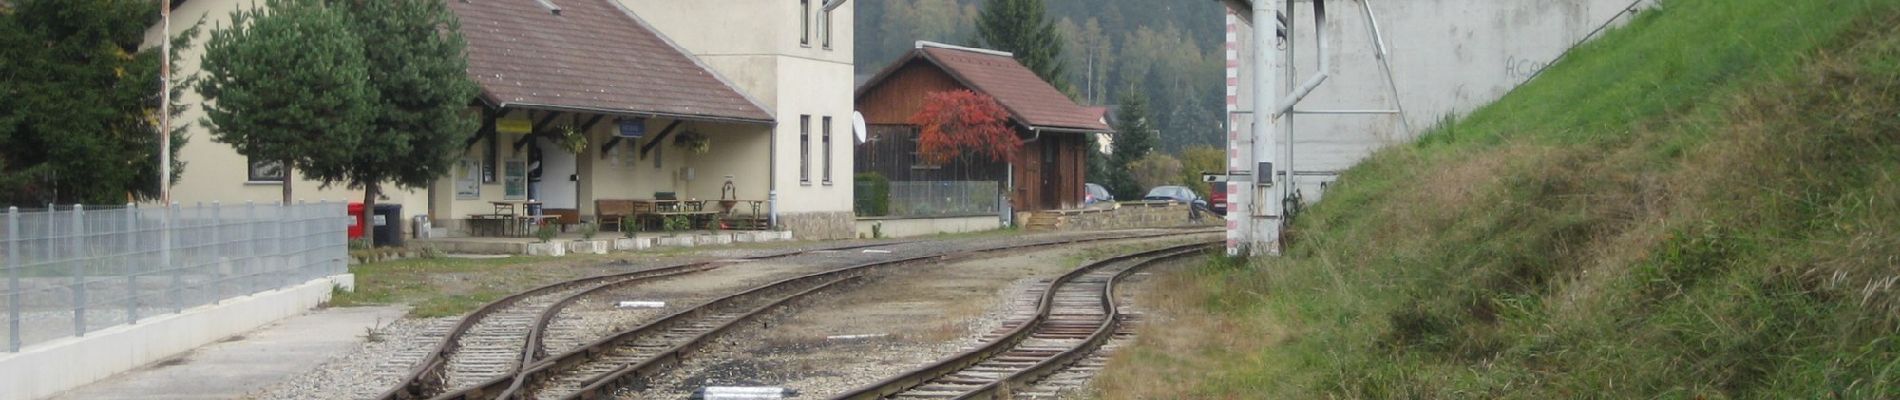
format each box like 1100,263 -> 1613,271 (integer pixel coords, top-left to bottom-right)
799,0 -> 811,47
800,115 -> 812,184
821,5 -> 833,50
248,157 -> 284,182
503,160 -> 528,200
908,129 -> 939,170
822,116 -> 833,184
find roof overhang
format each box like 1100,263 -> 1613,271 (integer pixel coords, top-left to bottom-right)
1028,125 -> 1110,135
477,96 -> 776,127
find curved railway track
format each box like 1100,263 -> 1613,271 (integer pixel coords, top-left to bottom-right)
374,241 -> 909,400
384,230 -> 1214,400
831,241 -> 1213,400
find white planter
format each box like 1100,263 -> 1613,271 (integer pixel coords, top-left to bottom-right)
526,242 -> 567,257
568,240 -> 609,255
773,231 -> 794,241
658,236 -> 694,247
614,238 -> 654,251
692,234 -> 727,246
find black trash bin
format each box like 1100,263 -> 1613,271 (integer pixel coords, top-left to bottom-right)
371,204 -> 403,248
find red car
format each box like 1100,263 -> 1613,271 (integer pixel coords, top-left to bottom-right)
1209,182 -> 1228,216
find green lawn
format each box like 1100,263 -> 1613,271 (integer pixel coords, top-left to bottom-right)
1098,0 -> 1900,398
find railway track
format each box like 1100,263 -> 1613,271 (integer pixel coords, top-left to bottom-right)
374,241 -> 910,400
422,230 -> 1214,400
831,242 -> 1213,400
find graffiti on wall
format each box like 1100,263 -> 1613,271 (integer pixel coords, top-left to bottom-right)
1505,54 -> 1551,81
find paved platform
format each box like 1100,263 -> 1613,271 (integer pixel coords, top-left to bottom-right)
45,306 -> 408,400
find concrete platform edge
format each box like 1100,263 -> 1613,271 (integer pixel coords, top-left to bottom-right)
0,274 -> 355,400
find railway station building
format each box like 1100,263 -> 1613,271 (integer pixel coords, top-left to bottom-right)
144,0 -> 859,239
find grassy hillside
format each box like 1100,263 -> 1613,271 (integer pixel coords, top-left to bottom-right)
1096,0 -> 1900,398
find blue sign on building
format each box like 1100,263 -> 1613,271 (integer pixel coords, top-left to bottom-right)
617,118 -> 647,138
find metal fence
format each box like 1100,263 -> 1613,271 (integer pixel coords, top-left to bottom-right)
886,181 -> 1001,218
1,201 -> 348,352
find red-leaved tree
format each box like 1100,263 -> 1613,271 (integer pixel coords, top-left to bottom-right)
910,90 -> 1021,165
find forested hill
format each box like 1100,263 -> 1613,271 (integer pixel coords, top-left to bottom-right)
856,0 -> 1228,152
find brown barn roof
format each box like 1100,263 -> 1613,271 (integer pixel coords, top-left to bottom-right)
450,0 -> 773,124
858,44 -> 1112,133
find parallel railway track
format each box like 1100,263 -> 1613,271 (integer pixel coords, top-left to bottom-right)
831,242 -> 1213,400
383,230 -> 1213,400
374,241 -> 907,400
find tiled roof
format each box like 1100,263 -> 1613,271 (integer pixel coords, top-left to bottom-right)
450,0 -> 772,124
920,47 -> 1111,132
860,46 -> 1112,132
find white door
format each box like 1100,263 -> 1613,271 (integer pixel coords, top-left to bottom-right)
535,138 -> 579,209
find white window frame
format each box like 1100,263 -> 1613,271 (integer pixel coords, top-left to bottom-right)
800,115 -> 812,184
822,116 -> 833,184
799,0 -> 812,47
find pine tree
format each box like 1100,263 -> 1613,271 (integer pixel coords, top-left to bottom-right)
1108,90 -> 1157,199
197,0 -> 374,204
976,0 -> 1068,86
313,0 -> 479,246
0,0 -> 192,205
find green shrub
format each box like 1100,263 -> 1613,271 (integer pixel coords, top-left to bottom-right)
662,215 -> 691,234
854,172 -> 890,216
533,223 -> 557,244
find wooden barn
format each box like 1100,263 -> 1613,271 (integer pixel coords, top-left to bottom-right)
855,42 -> 1112,213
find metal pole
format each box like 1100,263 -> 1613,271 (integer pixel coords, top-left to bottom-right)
158,0 -> 173,204
168,202 -> 181,313
125,203 -> 137,324
72,205 -> 85,337
8,207 -> 21,352
1249,0 -> 1285,255
246,201 -> 256,296
1360,0 -> 1414,136
211,202 -> 222,303
279,201 -> 290,288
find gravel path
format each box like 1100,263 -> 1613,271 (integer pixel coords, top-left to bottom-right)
242,316 -> 458,400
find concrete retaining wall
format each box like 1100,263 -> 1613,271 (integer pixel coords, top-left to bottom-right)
1,274 -> 354,400
856,215 -> 1003,238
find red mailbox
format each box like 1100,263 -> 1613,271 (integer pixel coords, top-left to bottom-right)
347,202 -> 366,239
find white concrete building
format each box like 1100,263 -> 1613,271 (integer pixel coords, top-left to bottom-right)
1218,0 -> 1653,253
146,0 -> 859,239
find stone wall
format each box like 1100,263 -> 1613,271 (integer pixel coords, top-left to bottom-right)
780,211 -> 857,240
1042,204 -> 1222,232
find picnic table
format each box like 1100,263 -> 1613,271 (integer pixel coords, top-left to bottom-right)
467,200 -> 557,237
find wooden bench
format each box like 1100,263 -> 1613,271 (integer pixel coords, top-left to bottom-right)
595,199 -> 635,232
544,208 -> 582,232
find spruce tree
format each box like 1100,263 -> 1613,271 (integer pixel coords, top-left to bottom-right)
1109,90 -> 1158,199
315,0 -> 479,246
976,0 -> 1068,86
197,0 -> 374,204
0,0 -> 192,205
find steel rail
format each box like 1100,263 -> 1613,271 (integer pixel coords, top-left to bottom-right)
830,242 -> 1213,400
446,231 -> 1215,400
373,241 -> 912,400
955,247 -> 1208,399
